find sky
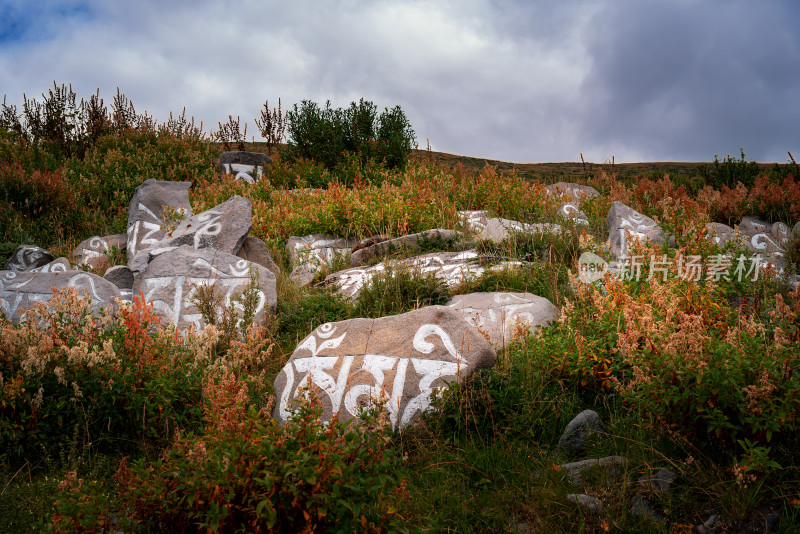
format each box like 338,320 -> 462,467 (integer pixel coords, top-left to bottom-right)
1,0 -> 798,163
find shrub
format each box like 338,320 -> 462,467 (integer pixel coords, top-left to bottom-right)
353,263 -> 451,318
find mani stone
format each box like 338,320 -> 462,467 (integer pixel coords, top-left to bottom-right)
220,151 -> 272,184
273,305 -> 497,430
0,270 -> 121,322
607,201 -> 664,258
236,236 -> 281,278
286,234 -> 356,276
71,234 -> 127,270
132,246 -> 276,333
326,250 -> 487,300
445,292 -> 558,348
350,229 -> 462,267
706,222 -> 736,246
158,195 -> 252,255
458,211 -> 561,243
545,182 -> 600,204
104,265 -> 134,290
31,257 -> 71,273
557,202 -> 589,224
737,216 -> 787,257
3,245 -> 54,272
558,409 -> 606,454
127,180 -> 193,266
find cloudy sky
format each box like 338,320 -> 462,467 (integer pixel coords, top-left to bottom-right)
1,0 -> 797,163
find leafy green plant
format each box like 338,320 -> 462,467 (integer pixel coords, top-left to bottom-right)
353,263 -> 450,318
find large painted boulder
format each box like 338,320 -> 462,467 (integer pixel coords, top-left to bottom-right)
446,292 -> 559,348
350,229 -> 461,267
71,234 -> 127,270
3,245 -> 54,272
557,202 -> 589,225
0,270 -> 121,322
273,306 -> 497,430
607,202 -> 664,258
30,257 -> 71,273
127,180 -> 193,266
132,246 -> 276,333
545,182 -> 600,204
236,235 -> 281,278
220,151 -> 272,184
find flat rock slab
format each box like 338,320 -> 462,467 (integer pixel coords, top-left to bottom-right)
0,270 -> 121,322
71,234 -> 127,269
220,151 -> 272,184
607,201 -> 664,258
560,456 -> 628,485
458,211 -> 561,243
3,245 -> 54,272
132,246 -> 276,333
286,234 -> 357,274
326,250 -> 487,300
350,229 -> 462,267
546,182 -> 600,204
273,306 -> 497,430
127,180 -> 192,266
445,292 -> 558,348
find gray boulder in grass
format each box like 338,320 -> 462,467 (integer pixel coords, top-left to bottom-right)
3,245 -> 54,272
132,246 -> 276,333
71,234 -> 127,269
546,182 -> 600,204
158,195 -> 253,255
236,235 -> 281,278
350,229 -> 461,267
607,201 -> 664,258
445,292 -> 558,348
558,409 -> 606,454
0,270 -> 121,322
220,151 -> 272,184
273,306 -> 497,430
127,180 -> 193,265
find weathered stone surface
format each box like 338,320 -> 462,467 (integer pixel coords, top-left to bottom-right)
3,245 -> 54,272
31,257 -> 71,273
631,494 -> 660,522
0,270 -> 121,322
638,468 -> 677,493
236,236 -> 281,278
287,234 -> 356,269
159,196 -> 252,255
129,246 -> 179,276
566,494 -> 603,513
557,202 -> 589,224
558,409 -> 606,454
350,229 -> 462,267
351,234 -> 391,254
132,246 -> 276,332
607,202 -> 664,258
560,456 -> 628,485
104,265 -> 134,290
288,265 -> 316,287
458,211 -> 561,243
706,223 -> 736,246
326,250 -> 486,300
737,216 -> 787,259
220,151 -> 272,184
445,292 -> 558,348
71,234 -> 127,269
546,182 -> 600,204
127,180 -> 192,265
273,306 -> 497,430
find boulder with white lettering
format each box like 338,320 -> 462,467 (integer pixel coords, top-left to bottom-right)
132,246 -> 276,333
158,195 -> 252,255
273,306 -> 497,430
220,151 -> 272,184
71,234 -> 127,270
31,257 -> 71,273
0,270 -> 121,322
607,202 -> 664,258
236,235 -> 281,278
3,245 -> 54,272
546,182 -> 600,204
446,292 -> 558,348
350,229 -> 462,267
127,180 -> 193,266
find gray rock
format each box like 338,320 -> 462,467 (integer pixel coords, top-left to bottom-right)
630,494 -> 660,522
30,257 -> 71,273
287,234 -> 356,275
607,202 -> 664,258
458,211 -> 562,244
128,246 -> 179,277
765,513 -> 780,532
220,151 -> 272,184
351,234 -> 391,254
127,180 -> 193,265
545,182 -> 600,204
158,195 -> 252,256
288,264 -> 317,288
132,246 -> 276,333
737,216 -> 787,260
273,306 -> 497,430
350,229 -> 462,267
0,270 -> 121,322
705,223 -> 736,246
71,234 -> 127,269
446,292 -> 558,348
566,494 -> 603,513
104,265 -> 134,290
559,456 -> 628,485
3,245 -> 54,272
558,409 -> 606,454
236,236 -> 281,278
557,202 -> 589,224
638,468 -> 677,492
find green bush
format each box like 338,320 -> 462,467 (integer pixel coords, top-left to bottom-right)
353,263 -> 451,318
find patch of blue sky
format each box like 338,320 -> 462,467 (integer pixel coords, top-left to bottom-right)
0,1 -> 94,47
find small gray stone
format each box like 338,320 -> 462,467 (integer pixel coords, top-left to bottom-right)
560,456 -> 628,485
3,245 -> 54,272
705,223 -> 736,246
765,512 -> 780,532
288,264 -> 317,288
220,151 -> 272,184
236,236 -> 281,278
558,409 -> 606,454
630,494 -> 660,522
287,234 -> 356,274
638,468 -> 677,492
104,265 -> 134,290
557,202 -> 589,224
566,494 -> 603,513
